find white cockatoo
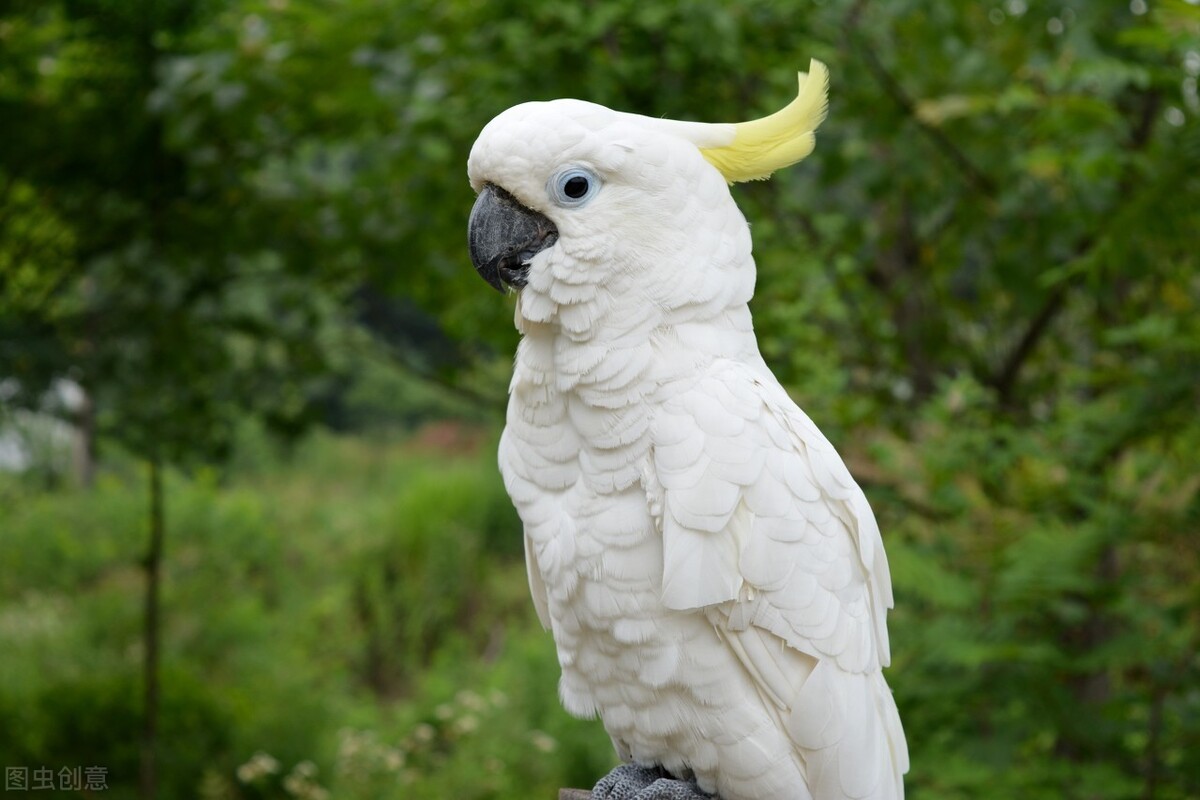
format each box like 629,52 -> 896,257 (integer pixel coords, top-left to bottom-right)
466,61 -> 908,800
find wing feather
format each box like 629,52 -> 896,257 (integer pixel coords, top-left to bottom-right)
653,360 -> 891,672
523,533 -> 551,629
651,359 -> 907,798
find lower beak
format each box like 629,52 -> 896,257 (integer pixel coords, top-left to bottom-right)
468,184 -> 558,293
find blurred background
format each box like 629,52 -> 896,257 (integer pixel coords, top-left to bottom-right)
1,0 -> 1198,798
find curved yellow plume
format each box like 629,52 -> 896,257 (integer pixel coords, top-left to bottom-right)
700,60 -> 830,183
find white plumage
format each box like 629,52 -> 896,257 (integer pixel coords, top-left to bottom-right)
468,64 -> 908,800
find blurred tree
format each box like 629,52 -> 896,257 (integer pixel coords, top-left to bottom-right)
0,2 -> 354,797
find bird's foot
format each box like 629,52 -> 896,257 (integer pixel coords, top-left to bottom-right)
593,764 -> 712,800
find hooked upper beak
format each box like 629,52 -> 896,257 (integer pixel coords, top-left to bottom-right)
468,184 -> 558,293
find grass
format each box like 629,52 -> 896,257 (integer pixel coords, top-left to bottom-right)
0,427 -> 613,800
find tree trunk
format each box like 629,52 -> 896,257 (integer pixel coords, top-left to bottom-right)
71,387 -> 95,488
141,459 -> 165,800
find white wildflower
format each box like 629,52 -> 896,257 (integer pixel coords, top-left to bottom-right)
530,730 -> 557,753
236,751 -> 280,784
383,749 -> 405,771
456,689 -> 486,711
283,774 -> 304,796
413,723 -> 436,743
253,752 -> 280,775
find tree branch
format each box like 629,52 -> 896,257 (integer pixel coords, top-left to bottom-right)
990,281 -> 1070,408
380,347 -> 506,416
842,2 -> 997,198
986,88 -> 1161,406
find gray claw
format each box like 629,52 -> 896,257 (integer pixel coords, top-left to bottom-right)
594,764 -> 664,800
635,777 -> 711,800
594,764 -> 712,800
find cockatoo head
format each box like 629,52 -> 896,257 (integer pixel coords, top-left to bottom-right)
467,61 -> 829,325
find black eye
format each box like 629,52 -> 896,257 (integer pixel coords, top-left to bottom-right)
549,167 -> 601,207
563,175 -> 589,198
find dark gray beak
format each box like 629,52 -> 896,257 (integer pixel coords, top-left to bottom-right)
468,184 -> 558,293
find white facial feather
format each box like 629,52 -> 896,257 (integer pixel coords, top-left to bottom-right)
468,100 -> 753,329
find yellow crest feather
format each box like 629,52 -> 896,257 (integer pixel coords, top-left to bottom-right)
700,60 -> 830,183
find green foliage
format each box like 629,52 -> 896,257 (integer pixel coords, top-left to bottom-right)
0,171 -> 74,321
867,375 -> 1200,799
1,0 -> 1198,798
0,668 -> 231,800
352,459 -> 522,697
0,0 -> 356,466
0,432 -> 610,800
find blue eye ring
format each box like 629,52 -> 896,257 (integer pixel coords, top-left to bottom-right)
549,167 -> 601,208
